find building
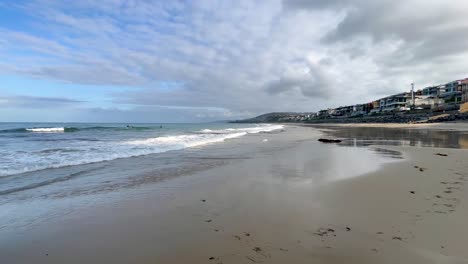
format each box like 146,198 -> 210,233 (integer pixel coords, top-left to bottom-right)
459,78 -> 468,103
380,93 -> 410,112
413,95 -> 444,109
332,106 -> 353,117
318,109 -> 329,118
351,104 -> 366,116
440,81 -> 462,104
372,100 -> 380,110
422,86 -> 440,97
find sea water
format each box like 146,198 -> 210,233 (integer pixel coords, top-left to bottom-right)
0,122 -> 283,177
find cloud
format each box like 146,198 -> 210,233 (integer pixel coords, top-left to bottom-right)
265,63 -> 331,98
0,95 -> 84,108
283,0 -> 468,64
1,0 -> 468,121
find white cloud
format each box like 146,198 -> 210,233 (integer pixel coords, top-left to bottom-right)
1,0 -> 468,120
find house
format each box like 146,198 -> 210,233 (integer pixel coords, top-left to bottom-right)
422,86 -> 440,97
331,106 -> 352,117
351,104 -> 366,116
318,109 -> 329,118
440,80 -> 462,104
413,95 -> 444,109
372,100 -> 380,109
459,78 -> 468,103
369,100 -> 380,114
380,93 -> 410,112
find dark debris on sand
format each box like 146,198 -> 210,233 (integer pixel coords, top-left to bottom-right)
318,138 -> 342,143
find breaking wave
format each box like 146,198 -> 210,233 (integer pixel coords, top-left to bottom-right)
0,124 -> 284,177
0,126 -> 154,133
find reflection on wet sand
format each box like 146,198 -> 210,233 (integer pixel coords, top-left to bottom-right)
316,126 -> 468,149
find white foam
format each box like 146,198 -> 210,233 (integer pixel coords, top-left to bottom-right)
127,132 -> 247,148
26,127 -> 65,133
198,124 -> 284,134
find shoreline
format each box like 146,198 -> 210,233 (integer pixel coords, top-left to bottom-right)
1,125 -> 468,263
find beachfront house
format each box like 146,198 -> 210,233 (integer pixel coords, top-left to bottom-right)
330,106 -> 352,117
413,95 -> 444,110
380,93 -> 409,112
422,86 -> 440,97
459,79 -> 468,103
351,104 -> 366,116
369,100 -> 381,114
440,80 -> 462,104
318,109 -> 329,118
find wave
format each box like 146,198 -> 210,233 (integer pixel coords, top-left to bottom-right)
26,127 -> 65,133
0,126 -> 154,133
127,132 -> 248,148
126,124 -> 284,148
0,124 -> 284,177
198,124 -> 284,134
0,127 -> 79,133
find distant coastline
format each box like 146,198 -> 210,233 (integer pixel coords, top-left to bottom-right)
234,77 -> 468,124
231,110 -> 468,124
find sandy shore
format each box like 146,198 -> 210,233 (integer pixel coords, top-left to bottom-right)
2,125 -> 468,263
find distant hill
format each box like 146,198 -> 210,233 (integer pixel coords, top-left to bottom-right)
231,112 -> 313,123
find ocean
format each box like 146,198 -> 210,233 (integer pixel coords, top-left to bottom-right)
0,122 -> 283,177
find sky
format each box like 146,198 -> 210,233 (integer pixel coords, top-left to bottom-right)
1,0 -> 468,122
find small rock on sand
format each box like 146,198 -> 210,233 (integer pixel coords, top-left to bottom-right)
318,138 -> 342,143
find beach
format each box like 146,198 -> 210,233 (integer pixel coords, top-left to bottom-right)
1,123 -> 468,263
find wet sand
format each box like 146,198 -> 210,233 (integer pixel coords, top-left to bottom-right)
2,125 -> 468,263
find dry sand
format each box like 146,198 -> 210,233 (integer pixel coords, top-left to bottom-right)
2,125 -> 468,264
